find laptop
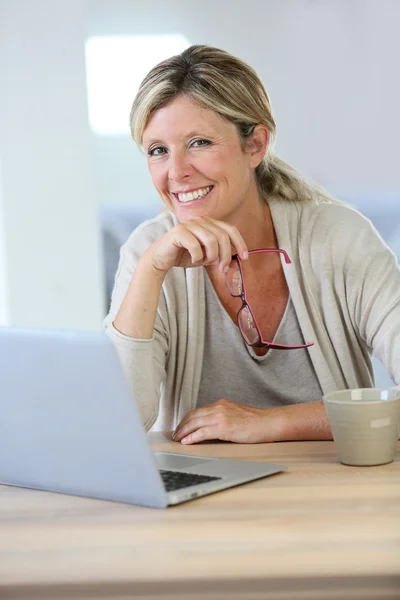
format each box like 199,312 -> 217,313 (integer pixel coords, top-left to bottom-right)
0,327 -> 285,508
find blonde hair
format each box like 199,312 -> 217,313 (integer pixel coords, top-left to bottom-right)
130,45 -> 337,204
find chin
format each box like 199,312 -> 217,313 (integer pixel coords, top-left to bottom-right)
172,202 -> 212,222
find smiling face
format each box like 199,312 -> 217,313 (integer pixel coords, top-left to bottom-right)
142,95 -> 266,224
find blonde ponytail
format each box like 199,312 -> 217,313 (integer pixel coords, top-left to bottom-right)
256,155 -> 338,204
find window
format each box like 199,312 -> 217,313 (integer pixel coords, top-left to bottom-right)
85,35 -> 191,135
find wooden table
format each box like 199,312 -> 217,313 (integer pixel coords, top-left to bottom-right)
0,434 -> 399,600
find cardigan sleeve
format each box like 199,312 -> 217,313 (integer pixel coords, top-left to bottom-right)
103,218 -> 173,430
344,216 -> 400,388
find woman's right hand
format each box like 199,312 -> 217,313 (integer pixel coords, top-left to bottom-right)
144,216 -> 249,274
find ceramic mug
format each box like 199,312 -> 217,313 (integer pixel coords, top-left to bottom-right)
323,388 -> 400,466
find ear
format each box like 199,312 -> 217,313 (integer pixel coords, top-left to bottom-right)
246,125 -> 269,168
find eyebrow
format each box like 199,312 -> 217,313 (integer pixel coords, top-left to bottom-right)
143,129 -> 215,147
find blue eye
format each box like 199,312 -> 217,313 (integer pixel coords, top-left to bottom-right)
191,139 -> 210,148
148,146 -> 167,157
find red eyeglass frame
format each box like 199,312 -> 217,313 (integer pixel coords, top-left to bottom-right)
226,248 -> 314,350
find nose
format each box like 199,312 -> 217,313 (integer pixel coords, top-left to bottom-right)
168,150 -> 192,182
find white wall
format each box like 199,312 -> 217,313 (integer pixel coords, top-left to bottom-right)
0,0 -> 105,329
0,159 -> 9,325
1,0 -> 399,331
88,0 -> 400,234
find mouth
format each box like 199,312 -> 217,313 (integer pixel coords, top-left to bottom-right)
172,185 -> 214,204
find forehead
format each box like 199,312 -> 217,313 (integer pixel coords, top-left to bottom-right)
142,95 -> 236,145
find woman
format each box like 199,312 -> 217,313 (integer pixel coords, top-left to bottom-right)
104,45 -> 400,444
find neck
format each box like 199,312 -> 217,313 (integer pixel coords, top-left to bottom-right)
226,193 -> 277,250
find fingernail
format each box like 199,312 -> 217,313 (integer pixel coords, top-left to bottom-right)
181,437 -> 188,444
242,251 -> 249,260
223,265 -> 229,274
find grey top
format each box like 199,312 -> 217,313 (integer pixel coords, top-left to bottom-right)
197,274 -> 323,408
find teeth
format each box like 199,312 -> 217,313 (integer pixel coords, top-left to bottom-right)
177,186 -> 211,203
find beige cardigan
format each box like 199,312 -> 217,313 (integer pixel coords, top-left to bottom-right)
104,197 -> 400,431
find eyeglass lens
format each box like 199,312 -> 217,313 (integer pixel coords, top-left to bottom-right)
226,259 -> 260,344
226,260 -> 242,296
238,304 -> 260,345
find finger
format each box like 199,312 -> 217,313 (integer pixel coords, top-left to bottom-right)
175,218 -> 247,271
190,221 -> 233,273
181,426 -> 217,445
173,407 -> 215,437
203,218 -> 248,261
184,221 -> 221,265
171,227 -> 206,265
173,415 -> 216,442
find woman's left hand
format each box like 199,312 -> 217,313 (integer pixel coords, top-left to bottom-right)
172,399 -> 282,444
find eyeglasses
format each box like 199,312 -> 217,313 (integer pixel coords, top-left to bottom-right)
225,248 -> 314,350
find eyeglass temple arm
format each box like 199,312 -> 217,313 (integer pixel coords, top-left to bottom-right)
234,248 -> 292,264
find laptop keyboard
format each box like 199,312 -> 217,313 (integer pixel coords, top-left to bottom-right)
159,469 -> 222,492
